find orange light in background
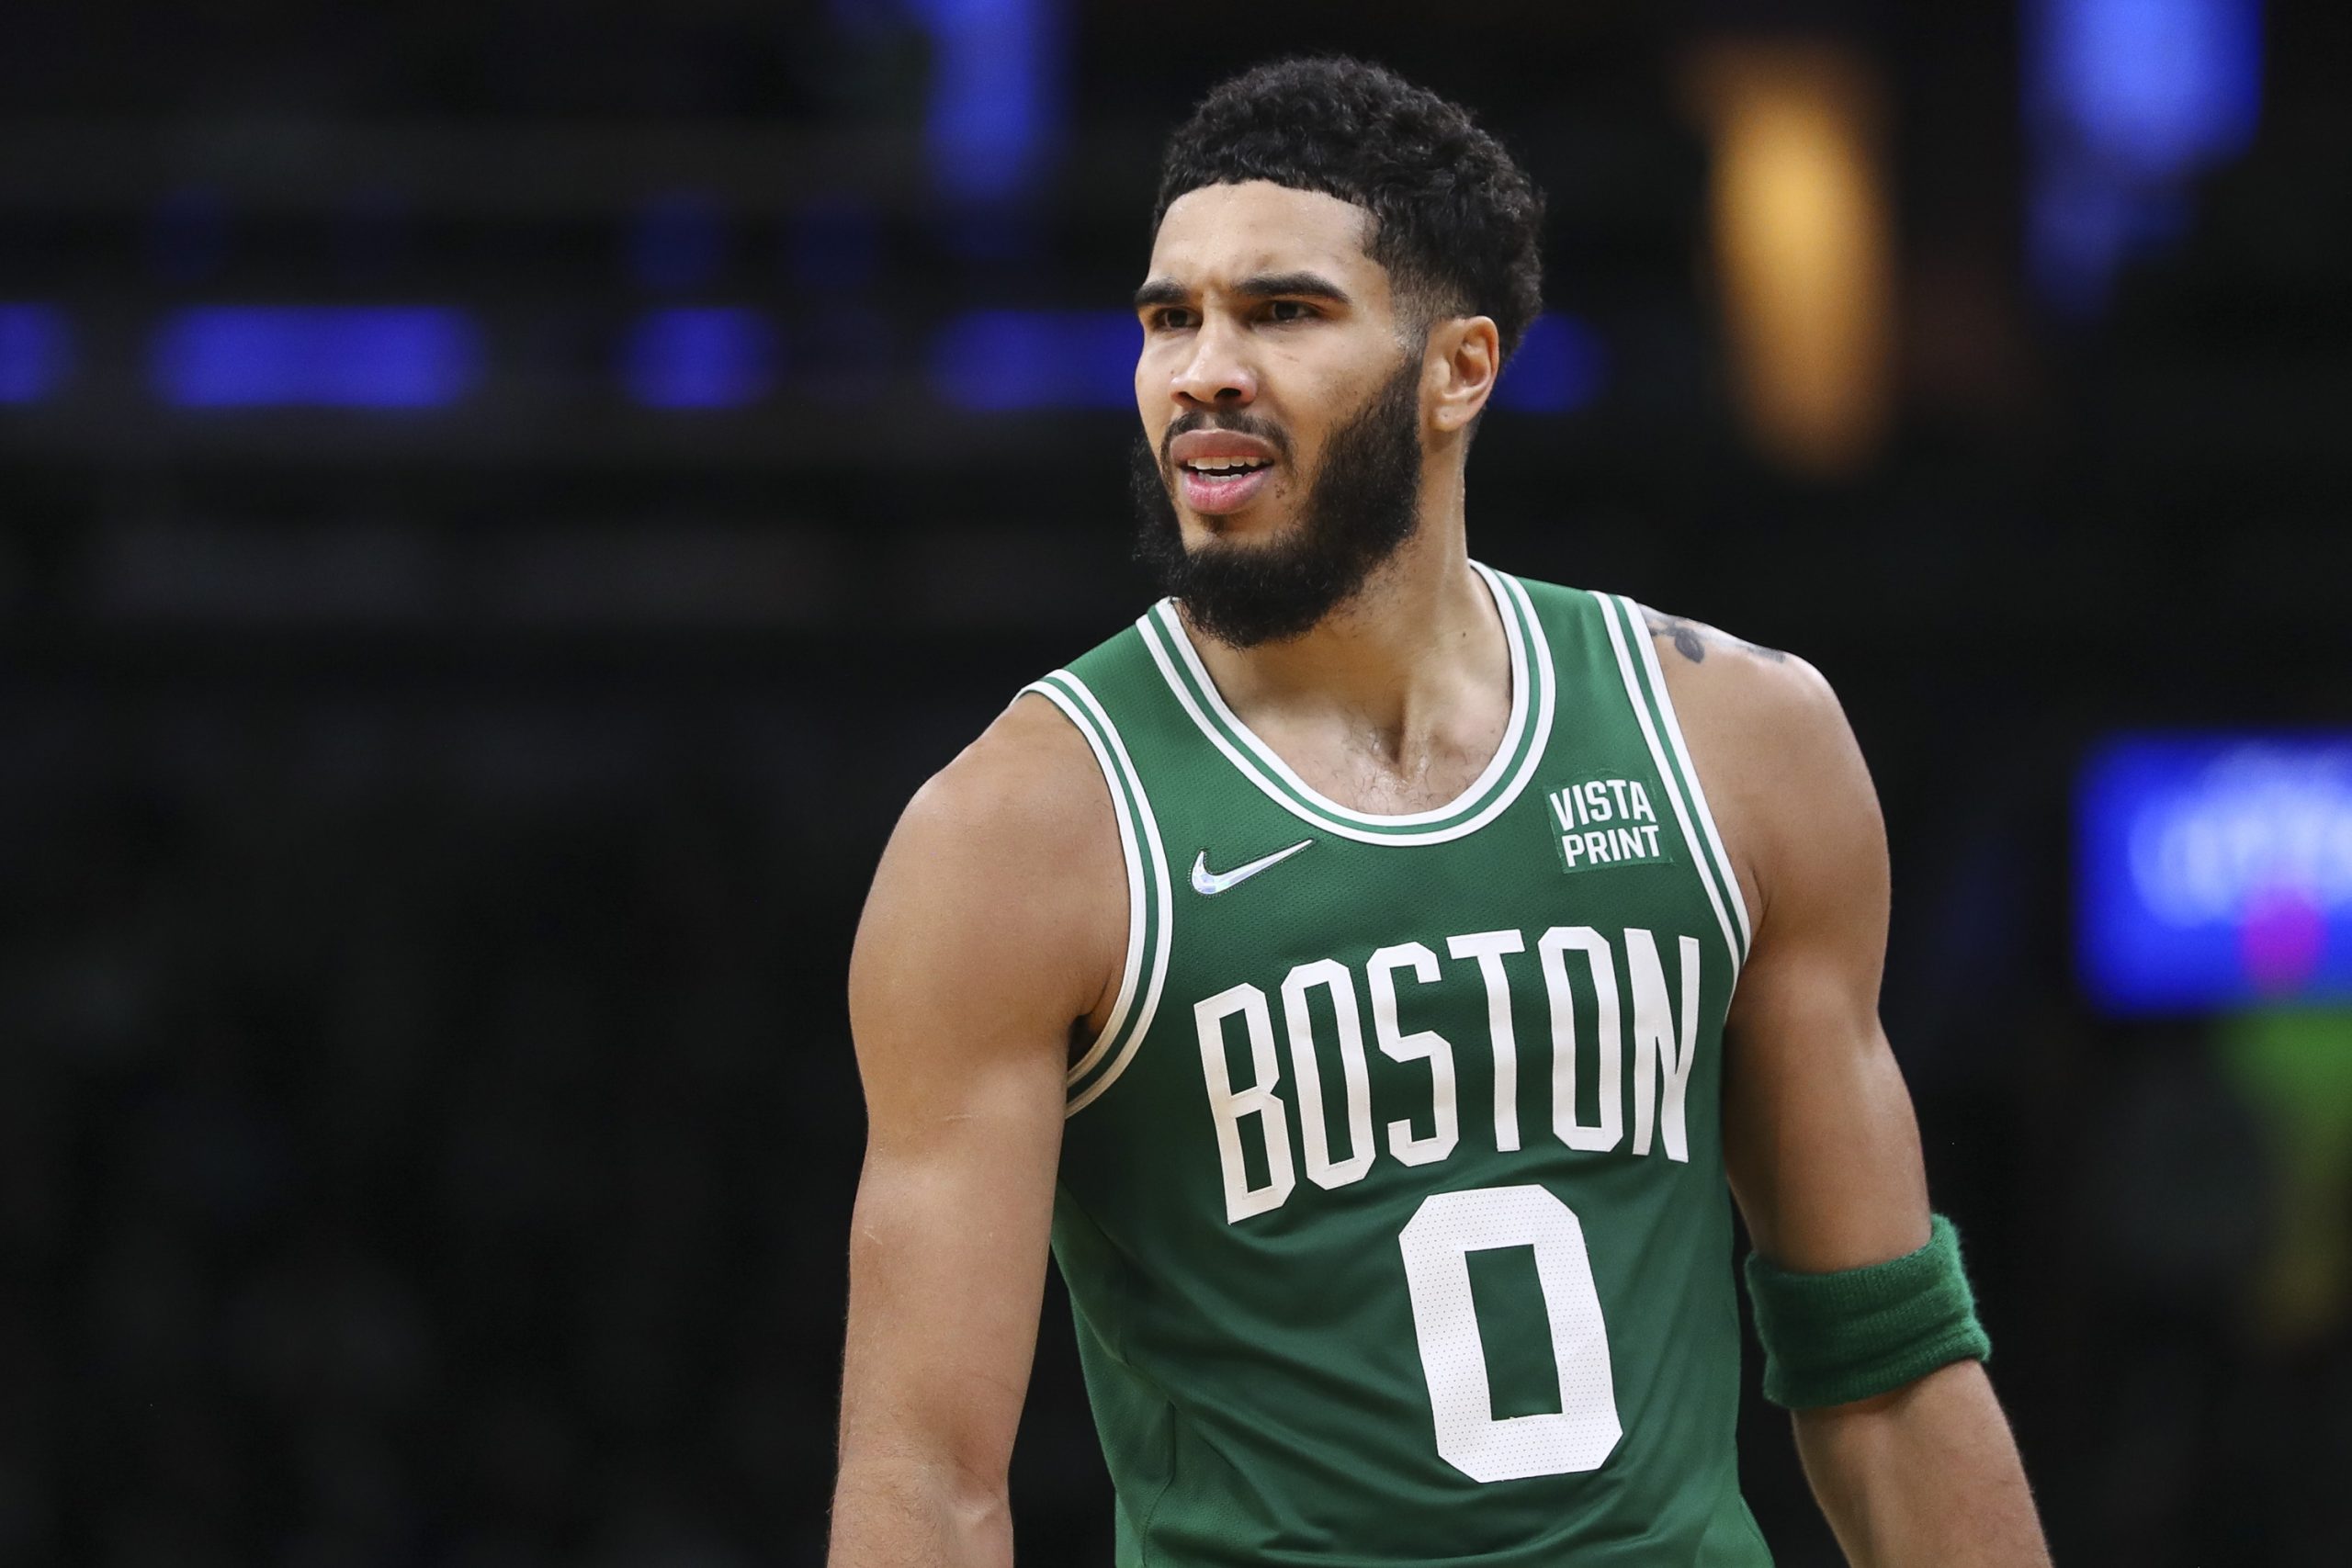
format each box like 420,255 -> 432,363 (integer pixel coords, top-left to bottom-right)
1685,45 -> 1894,478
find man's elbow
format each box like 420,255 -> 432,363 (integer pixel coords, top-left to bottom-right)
830,1448 -> 1014,1568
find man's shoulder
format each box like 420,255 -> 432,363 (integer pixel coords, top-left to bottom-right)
904,691 -> 1115,867
1499,576 -> 1844,751
1623,602 -> 1871,929
898,592 -> 1180,896
854,691 -> 1125,1033
1629,602 -> 1839,738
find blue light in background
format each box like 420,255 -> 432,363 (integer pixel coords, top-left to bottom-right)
625,307 -> 779,409
908,0 -> 1065,203
0,304 -> 70,404
2028,166 -> 2168,318
2035,0 -> 2263,171
2078,734 -> 2352,1014
1491,313 -> 1607,413
153,306 -> 481,409
631,191 -> 727,291
929,309 -> 1606,415
2025,0 -> 2265,313
930,310 -> 1136,411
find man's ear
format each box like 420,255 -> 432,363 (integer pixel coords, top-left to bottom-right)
1429,315 -> 1501,433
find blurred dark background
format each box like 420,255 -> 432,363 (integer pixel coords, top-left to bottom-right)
5,1 -> 2350,1563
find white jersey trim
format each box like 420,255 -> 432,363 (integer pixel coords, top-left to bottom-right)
1154,561 -> 1531,826
1136,563 -> 1555,848
1593,593 -> 1745,980
1019,671 -> 1172,1115
1622,595 -> 1755,954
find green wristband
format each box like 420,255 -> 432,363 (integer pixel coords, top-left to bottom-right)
1743,1213 -> 1992,1410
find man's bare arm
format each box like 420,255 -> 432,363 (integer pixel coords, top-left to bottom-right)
830,697 -> 1125,1568
1654,616 -> 2051,1567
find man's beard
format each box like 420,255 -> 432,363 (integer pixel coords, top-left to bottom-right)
1130,353 -> 1424,649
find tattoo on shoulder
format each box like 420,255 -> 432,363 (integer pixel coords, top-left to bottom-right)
1641,609 -> 1787,665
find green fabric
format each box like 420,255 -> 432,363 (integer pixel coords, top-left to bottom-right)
1035,576 -> 1771,1566
1744,1213 -> 1991,1410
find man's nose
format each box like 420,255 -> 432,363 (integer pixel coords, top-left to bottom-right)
1170,318 -> 1257,408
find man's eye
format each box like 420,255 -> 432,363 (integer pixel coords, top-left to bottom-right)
1152,309 -> 1196,331
1266,299 -> 1314,322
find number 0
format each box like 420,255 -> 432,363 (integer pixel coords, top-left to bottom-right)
1396,1185 -> 1623,1482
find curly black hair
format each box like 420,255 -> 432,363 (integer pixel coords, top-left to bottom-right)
1152,57 -> 1545,362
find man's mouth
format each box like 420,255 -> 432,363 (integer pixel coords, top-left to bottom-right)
1168,426 -> 1283,517
1177,457 -> 1276,514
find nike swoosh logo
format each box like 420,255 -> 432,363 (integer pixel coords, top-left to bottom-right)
1192,839 -> 1315,897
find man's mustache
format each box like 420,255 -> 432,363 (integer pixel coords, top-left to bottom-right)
1159,411 -> 1294,468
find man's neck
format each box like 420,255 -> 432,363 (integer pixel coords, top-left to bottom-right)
1179,506 -> 1510,782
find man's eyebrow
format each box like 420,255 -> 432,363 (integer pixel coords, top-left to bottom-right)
1232,271 -> 1351,305
1134,277 -> 1189,311
1131,272 -> 1354,311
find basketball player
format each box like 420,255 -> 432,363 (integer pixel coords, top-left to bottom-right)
832,58 -> 2050,1566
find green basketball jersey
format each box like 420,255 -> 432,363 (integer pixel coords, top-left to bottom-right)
1022,569 -> 1772,1567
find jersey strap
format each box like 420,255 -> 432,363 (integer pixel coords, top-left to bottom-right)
1019,669 -> 1174,1114
1590,591 -> 1755,976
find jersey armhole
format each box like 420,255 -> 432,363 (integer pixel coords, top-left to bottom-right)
1589,594 -> 1756,980
1017,672 -> 1172,1116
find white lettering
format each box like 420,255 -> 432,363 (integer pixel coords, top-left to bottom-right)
1538,926 -> 1623,1153
1629,781 -> 1657,822
1583,830 -> 1613,863
1583,780 -> 1613,823
1446,930 -> 1527,1152
1367,942 -> 1459,1167
1281,960 -> 1377,1190
1625,930 -> 1701,1162
1195,984 -> 1295,1223
1201,925 -> 1712,1223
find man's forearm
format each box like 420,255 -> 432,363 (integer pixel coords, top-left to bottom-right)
828,1454 -> 1013,1568
1792,1359 -> 2051,1567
